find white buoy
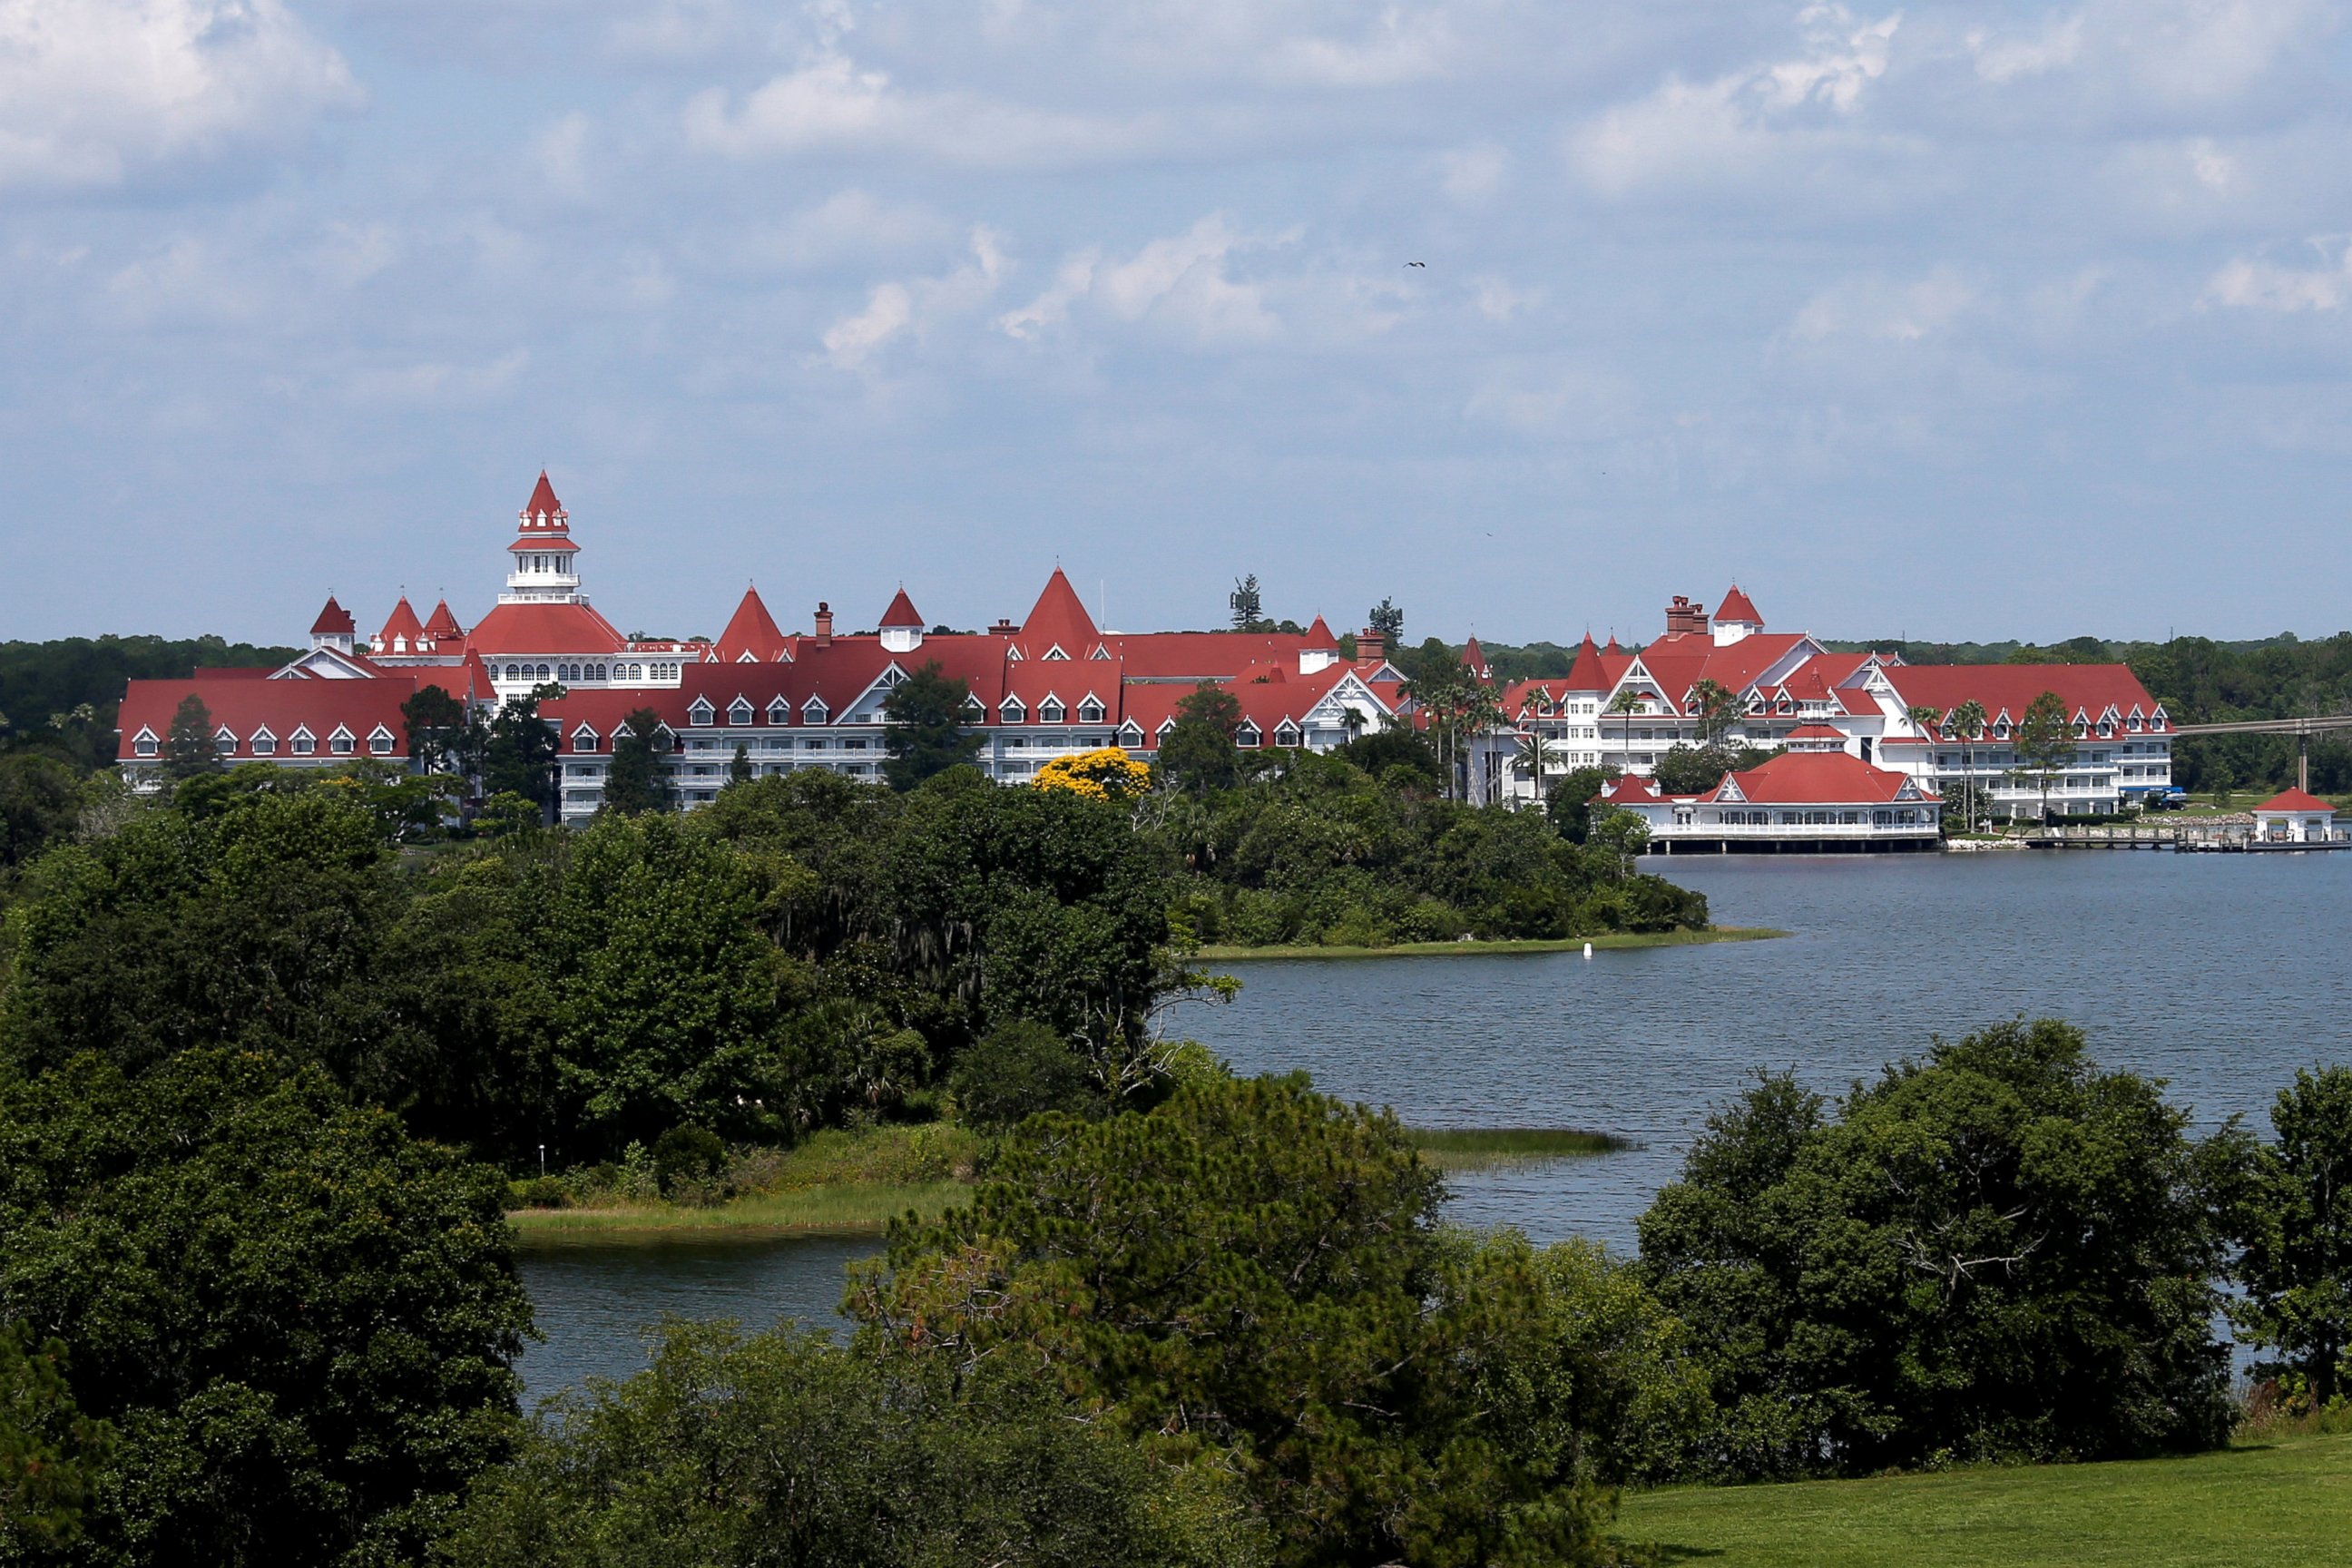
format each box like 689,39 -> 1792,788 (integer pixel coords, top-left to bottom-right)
1583,942 -> 1593,959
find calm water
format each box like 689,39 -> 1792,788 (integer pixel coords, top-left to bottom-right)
520,852 -> 2352,1401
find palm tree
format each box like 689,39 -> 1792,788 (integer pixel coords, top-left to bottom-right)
1606,688 -> 1644,778
1946,699 -> 1988,831
1514,698 -> 1559,806
1689,678 -> 1740,747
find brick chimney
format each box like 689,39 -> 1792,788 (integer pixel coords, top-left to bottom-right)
1664,595 -> 1709,639
990,617 -> 1019,637
1357,627 -> 1387,664
814,601 -> 833,648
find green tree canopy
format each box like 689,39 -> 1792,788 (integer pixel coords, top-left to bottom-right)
602,707 -> 672,818
0,1048 -> 530,1567
162,693 -> 220,782
880,661 -> 984,790
440,1321 -> 1265,1568
400,683 -> 470,776
481,693 -> 559,820
1156,682 -> 1244,793
0,1322 -> 111,1557
2227,1065 -> 2352,1407
1637,1019 -> 2234,1480
2010,690 -> 2076,821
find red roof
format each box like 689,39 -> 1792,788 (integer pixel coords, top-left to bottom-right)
878,587 -> 924,630
422,599 -> 465,641
465,600 -> 628,655
1304,614 -> 1338,648
117,676 -> 415,761
716,587 -> 791,663
1715,584 -> 1763,625
1463,635 -> 1488,674
376,597 -> 425,649
1784,723 -> 1847,739
1707,750 -> 1919,805
524,471 -> 563,518
505,533 -> 580,554
2254,788 -> 2335,815
1877,664 -> 2161,730
1014,568 -> 1099,658
310,596 -> 356,636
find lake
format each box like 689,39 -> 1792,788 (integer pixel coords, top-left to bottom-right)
518,850 -> 2352,1400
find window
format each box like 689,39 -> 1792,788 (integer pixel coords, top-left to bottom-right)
133,734 -> 158,758
768,698 -> 790,722
574,730 -> 598,753
1038,699 -> 1065,723
688,699 -> 715,726
251,731 -> 277,757
368,728 -> 396,756
1236,723 -> 1261,749
1077,698 -> 1105,723
1000,699 -> 1025,722
729,700 -> 754,725
290,730 -> 315,756
801,738 -> 827,750
214,730 -> 236,757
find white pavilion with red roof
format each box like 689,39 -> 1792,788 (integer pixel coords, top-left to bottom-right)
2250,789 -> 2342,845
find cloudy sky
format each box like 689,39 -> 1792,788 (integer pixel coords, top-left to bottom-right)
5,0 -> 2350,647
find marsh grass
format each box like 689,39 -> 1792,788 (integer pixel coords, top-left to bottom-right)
507,1180 -> 966,1244
1406,1127 -> 1632,1170
1195,927 -> 1785,962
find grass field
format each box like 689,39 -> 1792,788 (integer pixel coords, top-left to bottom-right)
1616,1433 -> 2352,1567
1194,926 -> 1785,962
1404,1126 -> 1631,1170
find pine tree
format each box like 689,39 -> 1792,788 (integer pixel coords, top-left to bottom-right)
603,709 -> 672,817
727,743 -> 753,787
162,693 -> 222,781
881,662 -> 984,790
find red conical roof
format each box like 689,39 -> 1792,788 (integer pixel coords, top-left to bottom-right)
2254,787 -> 2336,814
1017,567 -> 1099,654
879,586 -> 924,629
1304,613 -> 1338,648
376,596 -> 425,649
421,598 -> 464,642
310,595 -> 356,635
1463,635 -> 1491,681
1563,632 -> 1609,691
523,470 -> 563,519
716,586 -> 790,662
1715,584 -> 1763,626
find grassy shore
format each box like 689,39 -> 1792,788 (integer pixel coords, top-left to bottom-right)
1616,1432 -> 2352,1567
1195,926 -> 1785,962
506,1180 -> 964,1244
1405,1127 -> 1631,1170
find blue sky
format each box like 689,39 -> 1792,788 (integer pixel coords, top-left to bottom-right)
5,1 -> 2350,647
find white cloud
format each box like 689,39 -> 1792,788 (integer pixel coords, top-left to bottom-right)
821,226 -> 1008,368
346,348 -> 531,405
1790,268 -> 1977,341
1259,7 -> 1455,88
1966,12 -> 2084,83
532,112 -> 594,201
1000,214 -> 1280,346
1472,275 -> 1538,322
1567,5 -> 1901,196
1439,142 -> 1507,204
682,48 -> 1157,169
0,0 -> 359,192
2205,241 -> 2352,312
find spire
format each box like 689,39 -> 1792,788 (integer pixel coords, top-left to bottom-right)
1564,632 -> 1608,691
1462,634 -> 1491,682
1715,583 -> 1762,626
1017,566 -> 1100,655
522,470 -> 564,526
878,586 -> 924,629
310,595 -> 356,636
375,596 -> 425,654
1304,613 -> 1338,648
421,598 -> 464,643
716,586 -> 790,662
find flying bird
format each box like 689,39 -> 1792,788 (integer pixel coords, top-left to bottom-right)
1406,260 -> 1426,267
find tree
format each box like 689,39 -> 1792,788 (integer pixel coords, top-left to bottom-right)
2010,689 -> 2075,823
603,707 -> 671,817
1638,1020 -> 2235,1480
1513,727 -> 1559,797
1034,746 -> 1152,801
1367,597 -> 1404,643
401,684 -> 470,776
880,661 -> 984,790
946,1018 -> 1098,1131
162,693 -> 221,782
0,1322 -> 112,1556
1605,687 -> 1644,778
1546,765 -> 1614,843
1157,682 -> 1244,792
481,694 -> 558,820
1946,699 -> 1989,832
1590,806 -> 1651,879
2230,1066 -> 2352,1408
855,1073 -> 1627,1568
0,1048 -> 530,1566
1228,573 -> 1264,632
440,1321 -> 1265,1568
1689,678 -> 1742,746
727,741 -> 753,787
0,753 -> 82,868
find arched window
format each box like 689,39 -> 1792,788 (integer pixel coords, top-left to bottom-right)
537,663 -> 552,680
505,664 -> 520,680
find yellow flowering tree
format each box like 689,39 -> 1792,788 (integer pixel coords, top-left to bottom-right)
1034,746 -> 1152,802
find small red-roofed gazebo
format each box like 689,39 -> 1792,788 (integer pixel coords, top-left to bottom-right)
2251,788 -> 2340,845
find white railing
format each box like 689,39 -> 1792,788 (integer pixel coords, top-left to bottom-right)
1652,819 -> 1936,839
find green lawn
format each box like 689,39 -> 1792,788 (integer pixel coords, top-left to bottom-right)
1194,926 -> 1785,962
1617,1434 -> 2352,1568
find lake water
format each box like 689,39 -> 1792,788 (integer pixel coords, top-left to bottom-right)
519,851 -> 2352,1401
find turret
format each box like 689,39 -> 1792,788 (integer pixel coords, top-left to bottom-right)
309,595 -> 357,655
502,471 -> 583,604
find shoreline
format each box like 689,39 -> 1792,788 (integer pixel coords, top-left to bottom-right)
1194,926 -> 1786,962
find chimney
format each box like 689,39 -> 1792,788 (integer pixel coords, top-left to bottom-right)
990,617 -> 1019,637
814,601 -> 833,648
1664,596 -> 1709,639
1357,627 -> 1387,664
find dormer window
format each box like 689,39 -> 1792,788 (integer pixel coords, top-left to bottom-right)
1038,698 -> 1065,723
1000,697 -> 1025,723
289,727 -> 316,756
1274,720 -> 1301,745
250,729 -> 278,757
1090,645 -> 1112,661
801,698 -> 828,724
1076,696 -> 1106,724
767,697 -> 791,723
368,725 -> 397,757
132,729 -> 159,758
214,729 -> 237,757
330,726 -> 356,756
1043,645 -> 1071,662
688,698 -> 716,727
573,726 -> 600,753
728,698 -> 755,725
1235,721 -> 1262,749
1119,720 -> 1144,744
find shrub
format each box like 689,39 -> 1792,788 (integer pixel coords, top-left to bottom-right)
948,1020 -> 1097,1132
651,1124 -> 728,1195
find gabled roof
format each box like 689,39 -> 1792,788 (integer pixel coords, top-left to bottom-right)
1714,584 -> 1763,625
2253,788 -> 2336,815
878,587 -> 924,630
310,596 -> 356,636
716,586 -> 791,663
1877,664 -> 2161,729
1701,750 -> 1919,805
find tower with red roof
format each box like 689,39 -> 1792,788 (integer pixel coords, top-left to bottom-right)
309,596 -> 357,655
1711,585 -> 1764,646
878,586 -> 926,653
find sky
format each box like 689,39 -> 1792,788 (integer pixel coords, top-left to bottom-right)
4,0 -> 2351,649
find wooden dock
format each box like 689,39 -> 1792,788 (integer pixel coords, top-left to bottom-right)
2020,825 -> 2350,852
